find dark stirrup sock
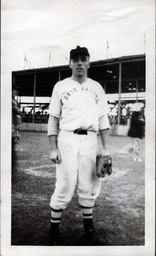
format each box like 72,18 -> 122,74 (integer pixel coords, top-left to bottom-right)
49,208 -> 63,238
50,207 -> 63,224
81,205 -> 93,232
81,205 -> 93,219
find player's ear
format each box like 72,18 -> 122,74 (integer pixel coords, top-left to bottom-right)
87,56 -> 90,69
69,60 -> 72,69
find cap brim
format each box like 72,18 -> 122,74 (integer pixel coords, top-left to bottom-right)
70,52 -> 89,59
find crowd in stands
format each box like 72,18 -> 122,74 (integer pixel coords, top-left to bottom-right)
20,109 -> 49,123
19,102 -> 145,126
108,102 -> 145,126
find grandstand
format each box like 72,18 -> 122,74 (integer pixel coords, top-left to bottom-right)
12,54 -> 145,135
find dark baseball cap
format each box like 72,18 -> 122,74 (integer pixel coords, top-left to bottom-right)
70,45 -> 90,60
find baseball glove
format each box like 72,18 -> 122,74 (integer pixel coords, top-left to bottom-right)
96,155 -> 112,178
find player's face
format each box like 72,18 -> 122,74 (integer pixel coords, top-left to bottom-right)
70,55 -> 90,78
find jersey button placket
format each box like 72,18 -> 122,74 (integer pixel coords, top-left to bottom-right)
79,85 -> 84,129
82,85 -> 87,129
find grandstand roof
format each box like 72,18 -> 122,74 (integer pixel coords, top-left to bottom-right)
12,54 -> 145,97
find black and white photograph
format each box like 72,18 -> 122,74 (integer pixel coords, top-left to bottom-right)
1,0 -> 155,256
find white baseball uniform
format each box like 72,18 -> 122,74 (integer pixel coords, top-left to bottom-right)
48,77 -> 110,209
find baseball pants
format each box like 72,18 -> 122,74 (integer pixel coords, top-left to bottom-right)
50,131 -> 101,209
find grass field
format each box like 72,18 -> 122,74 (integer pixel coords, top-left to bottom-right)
11,131 -> 145,246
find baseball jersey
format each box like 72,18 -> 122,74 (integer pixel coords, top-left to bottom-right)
48,77 -> 109,132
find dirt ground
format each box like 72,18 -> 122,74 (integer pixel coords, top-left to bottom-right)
11,131 -> 145,246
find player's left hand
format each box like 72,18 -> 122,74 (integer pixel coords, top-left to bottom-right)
96,155 -> 112,178
100,147 -> 110,157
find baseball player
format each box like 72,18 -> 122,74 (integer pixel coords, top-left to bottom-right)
47,46 -> 111,245
12,87 -> 21,167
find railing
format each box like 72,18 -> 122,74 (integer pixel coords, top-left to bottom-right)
20,113 -> 49,123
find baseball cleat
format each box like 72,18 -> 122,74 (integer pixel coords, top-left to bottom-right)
46,223 -> 59,246
47,235 -> 58,246
84,228 -> 106,245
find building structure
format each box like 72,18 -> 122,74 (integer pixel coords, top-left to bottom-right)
12,54 -> 145,134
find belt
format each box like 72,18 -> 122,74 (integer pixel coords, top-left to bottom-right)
74,129 -> 88,135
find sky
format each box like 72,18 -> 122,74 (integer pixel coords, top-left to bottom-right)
1,0 -> 154,74
1,0 -> 155,107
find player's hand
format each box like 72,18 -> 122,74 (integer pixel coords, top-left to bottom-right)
96,155 -> 112,178
50,149 -> 62,164
100,147 -> 110,157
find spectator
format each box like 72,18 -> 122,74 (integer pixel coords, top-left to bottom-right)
12,88 -> 21,167
128,107 -> 145,162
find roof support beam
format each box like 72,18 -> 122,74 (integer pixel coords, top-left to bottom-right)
32,73 -> 36,123
117,62 -> 122,125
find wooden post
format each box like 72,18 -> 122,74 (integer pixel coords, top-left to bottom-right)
58,70 -> 61,81
12,74 -> 16,89
32,73 -> 36,123
117,62 -> 122,125
136,79 -> 138,102
104,81 -> 107,92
